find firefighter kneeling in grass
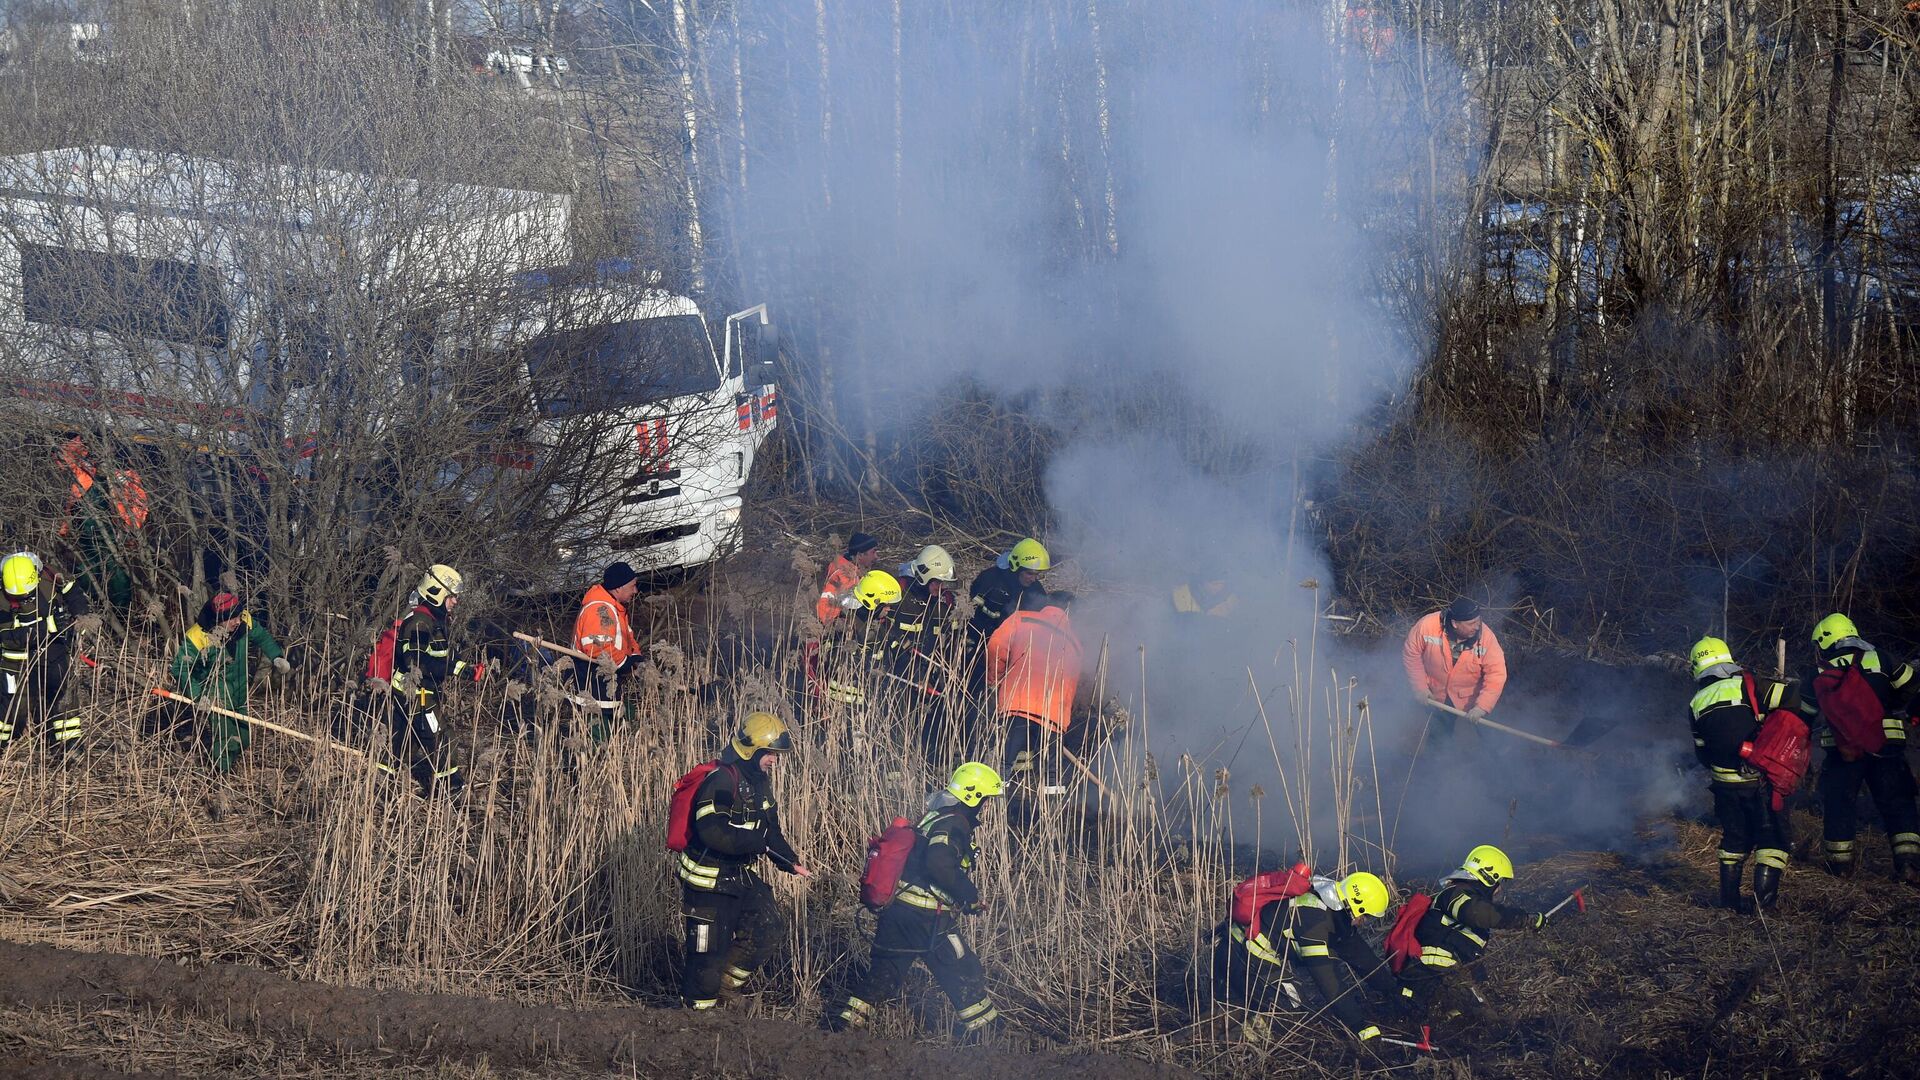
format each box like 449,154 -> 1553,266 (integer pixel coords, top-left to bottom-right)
828,762 -> 1003,1039
1686,637 -> 1801,910
1389,845 -> 1547,1021
670,712 -> 810,1010
1210,864 -> 1399,1050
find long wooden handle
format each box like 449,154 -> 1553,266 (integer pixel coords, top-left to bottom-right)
1429,701 -> 1564,749
148,688 -> 393,774
512,630 -> 595,663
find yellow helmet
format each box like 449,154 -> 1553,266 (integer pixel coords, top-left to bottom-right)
2,552 -> 43,597
1008,538 -> 1051,572
1339,872 -> 1390,918
1689,636 -> 1735,679
1462,844 -> 1515,887
948,761 -> 1004,807
1812,613 -> 1859,652
853,569 -> 902,609
419,564 -> 462,607
730,711 -> 794,759
909,545 -> 956,583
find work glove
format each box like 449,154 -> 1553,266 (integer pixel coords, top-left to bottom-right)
838,594 -> 862,611
71,613 -> 104,635
1529,911 -> 1550,931
1467,705 -> 1489,720
272,656 -> 292,674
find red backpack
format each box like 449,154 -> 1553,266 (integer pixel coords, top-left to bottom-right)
1811,660 -> 1888,759
666,762 -> 733,852
365,605 -> 431,682
1740,673 -> 1811,810
1385,892 -> 1432,972
1230,862 -> 1314,929
859,817 -> 918,910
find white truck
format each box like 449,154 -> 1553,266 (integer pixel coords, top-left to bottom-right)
0,145 -> 776,579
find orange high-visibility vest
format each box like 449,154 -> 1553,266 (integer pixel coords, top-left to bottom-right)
986,605 -> 1083,733
816,555 -> 861,623
572,584 -> 638,666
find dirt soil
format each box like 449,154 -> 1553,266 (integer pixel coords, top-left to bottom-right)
0,940 -> 1190,1079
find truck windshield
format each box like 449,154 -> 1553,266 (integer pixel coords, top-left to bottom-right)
525,314 -> 720,417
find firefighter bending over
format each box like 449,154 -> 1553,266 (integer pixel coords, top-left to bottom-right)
1393,845 -> 1546,1020
675,712 -> 809,1009
1211,867 -> 1398,1048
1687,637 -> 1795,909
828,762 -> 1003,1039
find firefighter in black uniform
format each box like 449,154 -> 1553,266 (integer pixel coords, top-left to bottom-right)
888,545 -> 959,686
1211,869 -> 1398,1047
391,564 -> 475,797
1396,845 -> 1547,1020
1804,614 -> 1920,882
828,762 -> 1003,1038
1,552 -> 93,755
678,712 -> 808,1009
965,538 -> 1049,644
1686,637 -> 1795,910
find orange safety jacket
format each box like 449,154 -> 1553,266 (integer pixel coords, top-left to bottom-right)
572,584 -> 638,667
816,555 -> 861,623
986,605 -> 1083,733
58,435 -> 149,532
1401,610 -> 1507,712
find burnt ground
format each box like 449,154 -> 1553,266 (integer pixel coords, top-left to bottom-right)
0,939 -> 1190,1079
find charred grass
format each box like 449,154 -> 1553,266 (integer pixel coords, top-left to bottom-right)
1,585 -> 1918,1078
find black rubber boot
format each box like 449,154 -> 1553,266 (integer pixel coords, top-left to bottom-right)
1718,862 -> 1750,912
1752,865 -> 1781,910
1824,858 -> 1856,879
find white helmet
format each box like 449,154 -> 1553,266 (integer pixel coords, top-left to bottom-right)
908,544 -> 956,584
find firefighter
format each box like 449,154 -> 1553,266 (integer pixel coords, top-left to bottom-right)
571,561 -> 642,742
828,762 -> 1003,1038
168,592 -> 291,773
390,564 -> 476,797
1685,637 -> 1795,909
1211,869 -> 1398,1048
1804,613 -> 1920,882
1172,573 -> 1239,618
886,545 -> 959,690
0,552 -> 94,755
823,570 -> 901,707
678,712 -> 809,1009
986,588 -> 1083,805
966,537 -> 1049,643
1394,845 -> 1548,1021
816,532 -> 880,623
1401,597 -> 1507,744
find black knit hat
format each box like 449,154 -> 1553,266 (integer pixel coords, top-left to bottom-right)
844,532 -> 878,558
603,562 -> 638,590
1445,596 -> 1482,623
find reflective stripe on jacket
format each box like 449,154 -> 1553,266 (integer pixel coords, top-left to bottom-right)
572,584 -> 638,666
1401,611 -> 1507,712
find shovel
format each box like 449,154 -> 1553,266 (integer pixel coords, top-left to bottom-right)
1558,716 -> 1617,748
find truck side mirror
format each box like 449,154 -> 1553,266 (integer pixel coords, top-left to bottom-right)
756,318 -> 776,345
749,358 -> 777,387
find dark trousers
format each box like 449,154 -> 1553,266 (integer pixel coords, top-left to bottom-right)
836,904 -> 995,1034
392,705 -> 463,797
681,871 -> 782,1007
1820,747 -> 1920,865
1209,929 -> 1296,1014
1713,785 -> 1791,869
0,664 -> 79,753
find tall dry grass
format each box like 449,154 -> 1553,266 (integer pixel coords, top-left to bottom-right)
0,580 -> 1399,1073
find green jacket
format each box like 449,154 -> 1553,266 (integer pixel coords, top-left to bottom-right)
170,613 -> 283,712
